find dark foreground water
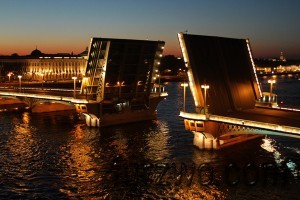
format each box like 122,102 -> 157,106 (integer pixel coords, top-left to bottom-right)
0,75 -> 299,199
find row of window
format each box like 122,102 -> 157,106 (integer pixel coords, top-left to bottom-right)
27,67 -> 85,73
29,61 -> 86,67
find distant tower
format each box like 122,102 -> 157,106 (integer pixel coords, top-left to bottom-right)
279,52 -> 286,62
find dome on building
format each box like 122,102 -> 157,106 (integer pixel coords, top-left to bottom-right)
31,48 -> 43,57
79,47 -> 89,56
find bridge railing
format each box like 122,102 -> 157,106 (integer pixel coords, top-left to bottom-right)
179,111 -> 300,136
0,91 -> 89,104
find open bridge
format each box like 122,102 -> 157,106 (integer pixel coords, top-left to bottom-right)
177,32 -> 300,149
0,37 -> 166,127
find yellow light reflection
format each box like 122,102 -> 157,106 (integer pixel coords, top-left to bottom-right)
144,121 -> 170,162
69,125 -> 96,176
109,130 -> 129,159
5,112 -> 38,192
261,137 -> 284,165
63,124 -> 100,197
261,137 -> 276,153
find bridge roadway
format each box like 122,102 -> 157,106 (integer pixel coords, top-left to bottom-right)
224,107 -> 300,128
0,87 -> 89,104
180,106 -> 300,138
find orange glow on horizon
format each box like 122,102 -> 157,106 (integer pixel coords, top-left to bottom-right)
0,45 -> 86,56
0,39 -> 295,59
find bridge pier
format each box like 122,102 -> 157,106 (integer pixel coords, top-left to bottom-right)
183,117 -> 265,150
184,119 -> 221,150
193,132 -> 219,150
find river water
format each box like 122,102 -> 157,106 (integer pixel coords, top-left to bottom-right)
0,75 -> 299,199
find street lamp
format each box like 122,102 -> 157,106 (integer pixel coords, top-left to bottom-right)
268,79 -> 276,106
268,79 -> 276,96
72,76 -> 77,98
7,73 -> 11,82
18,75 -> 22,92
117,81 -> 124,98
181,82 -> 188,112
201,84 -> 210,115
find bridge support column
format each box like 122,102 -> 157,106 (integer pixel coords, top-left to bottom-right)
193,132 -> 219,150
82,113 -> 100,127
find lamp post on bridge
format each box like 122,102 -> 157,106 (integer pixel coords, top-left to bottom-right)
181,82 -> 188,112
7,73 -> 11,82
117,81 -> 125,98
268,79 -> 276,96
268,79 -> 276,105
18,75 -> 22,93
201,84 -> 209,115
72,76 -> 77,98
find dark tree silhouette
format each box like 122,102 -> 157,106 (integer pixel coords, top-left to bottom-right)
159,55 -> 184,75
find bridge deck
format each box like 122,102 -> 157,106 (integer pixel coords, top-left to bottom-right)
224,107 -> 300,128
0,91 -> 89,104
180,107 -> 300,137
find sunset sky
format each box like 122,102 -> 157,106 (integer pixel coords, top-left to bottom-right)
1,0 -> 299,59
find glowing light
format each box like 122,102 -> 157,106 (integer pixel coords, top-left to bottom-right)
268,79 -> 276,84
178,32 -> 200,107
0,91 -> 89,104
179,111 -> 300,137
201,84 -> 209,89
268,79 -> 276,97
181,82 -> 188,112
201,84 -> 209,114
7,72 -> 12,82
18,75 -> 22,92
246,39 -> 262,98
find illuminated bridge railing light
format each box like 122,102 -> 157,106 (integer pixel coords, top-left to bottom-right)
179,111 -> 300,135
179,111 -> 207,120
246,39 -> 262,97
277,106 -> 300,112
0,91 -> 89,104
208,115 -> 300,135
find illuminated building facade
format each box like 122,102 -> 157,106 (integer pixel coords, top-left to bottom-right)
0,48 -> 87,82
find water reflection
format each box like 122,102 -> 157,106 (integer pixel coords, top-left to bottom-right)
261,136 -> 300,179
0,81 -> 299,199
109,128 -> 130,160
2,112 -> 40,196
61,124 -> 101,198
144,120 -> 171,162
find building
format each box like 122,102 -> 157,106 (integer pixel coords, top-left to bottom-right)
0,48 -> 87,82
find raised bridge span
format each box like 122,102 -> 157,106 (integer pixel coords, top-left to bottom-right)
177,32 -> 300,149
0,37 -> 166,126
